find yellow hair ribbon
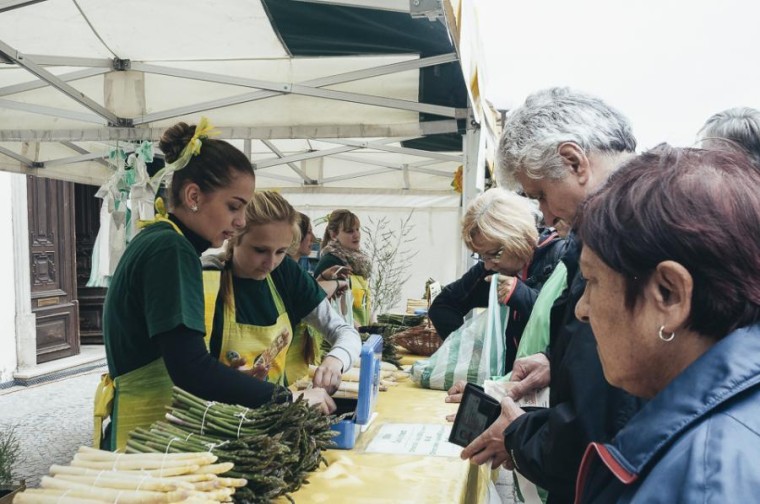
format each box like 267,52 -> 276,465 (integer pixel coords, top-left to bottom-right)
186,116 -> 219,157
137,197 -> 184,235
150,116 -> 219,190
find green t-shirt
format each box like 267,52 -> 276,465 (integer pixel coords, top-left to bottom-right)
103,222 -> 206,378
312,252 -> 345,279
209,256 -> 326,355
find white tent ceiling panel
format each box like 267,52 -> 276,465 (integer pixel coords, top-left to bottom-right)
0,74 -> 108,127
0,0 -> 471,196
1,0 -> 287,61
0,0 -> 113,57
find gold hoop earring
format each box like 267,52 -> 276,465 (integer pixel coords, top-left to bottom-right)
658,325 -> 675,342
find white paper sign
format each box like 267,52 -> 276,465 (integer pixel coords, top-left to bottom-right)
365,423 -> 462,458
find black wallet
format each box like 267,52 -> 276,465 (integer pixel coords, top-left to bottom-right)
448,383 -> 502,448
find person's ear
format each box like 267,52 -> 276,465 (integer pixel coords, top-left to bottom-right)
648,260 -> 693,330
558,142 -> 591,185
182,183 -> 201,211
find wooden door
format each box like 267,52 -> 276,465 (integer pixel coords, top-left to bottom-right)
74,183 -> 107,345
27,176 -> 80,363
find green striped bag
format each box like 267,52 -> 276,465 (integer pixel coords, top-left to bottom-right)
412,274 -> 508,390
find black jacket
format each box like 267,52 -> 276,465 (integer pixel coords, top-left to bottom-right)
503,235 -> 645,504
428,230 -> 568,371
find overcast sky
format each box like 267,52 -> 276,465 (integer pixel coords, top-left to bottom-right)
476,0 -> 760,150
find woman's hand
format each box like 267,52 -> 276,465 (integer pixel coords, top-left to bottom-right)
508,353 -> 550,400
312,355 -> 343,394
485,274 -> 518,304
444,380 -> 467,422
446,380 -> 467,403
319,265 -> 352,281
460,397 -> 526,469
293,388 -> 337,415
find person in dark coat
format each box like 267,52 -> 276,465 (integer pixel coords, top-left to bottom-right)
428,187 -> 566,371
575,145 -> 760,503
459,87 -> 645,504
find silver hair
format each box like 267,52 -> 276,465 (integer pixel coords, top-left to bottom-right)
496,87 -> 637,189
697,107 -> 760,168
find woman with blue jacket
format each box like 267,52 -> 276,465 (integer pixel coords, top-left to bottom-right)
574,145 -> 760,502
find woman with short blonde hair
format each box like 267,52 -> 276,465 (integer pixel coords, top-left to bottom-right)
429,187 -> 566,370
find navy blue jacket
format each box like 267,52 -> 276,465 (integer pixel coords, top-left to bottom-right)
428,229 -> 567,371
576,322 -> 760,503
503,235 -> 644,504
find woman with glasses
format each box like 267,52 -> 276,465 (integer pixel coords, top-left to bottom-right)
428,188 -> 567,369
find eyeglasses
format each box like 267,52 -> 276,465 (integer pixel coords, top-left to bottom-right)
471,246 -> 505,263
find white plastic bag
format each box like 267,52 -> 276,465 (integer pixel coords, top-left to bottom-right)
412,274 -> 508,390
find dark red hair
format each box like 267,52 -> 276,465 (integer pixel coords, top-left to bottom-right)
577,144 -> 760,339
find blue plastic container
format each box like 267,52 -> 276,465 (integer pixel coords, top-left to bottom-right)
330,334 -> 383,449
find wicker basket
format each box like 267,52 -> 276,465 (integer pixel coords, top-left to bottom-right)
391,323 -> 443,357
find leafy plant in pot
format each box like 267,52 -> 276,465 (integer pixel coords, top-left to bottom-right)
0,424 -> 24,502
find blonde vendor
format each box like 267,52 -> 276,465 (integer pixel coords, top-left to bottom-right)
313,209 -> 373,326
203,192 -> 361,392
97,120 -> 335,452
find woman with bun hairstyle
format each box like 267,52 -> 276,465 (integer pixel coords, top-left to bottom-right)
97,119 -> 335,451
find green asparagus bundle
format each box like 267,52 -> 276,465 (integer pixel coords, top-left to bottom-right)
376,313 -> 426,327
125,387 -> 339,503
355,327 -> 402,369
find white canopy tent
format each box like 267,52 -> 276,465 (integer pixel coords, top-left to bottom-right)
0,0 -> 495,310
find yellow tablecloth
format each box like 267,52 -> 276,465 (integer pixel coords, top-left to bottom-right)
277,380 -> 491,503
397,348 -> 429,367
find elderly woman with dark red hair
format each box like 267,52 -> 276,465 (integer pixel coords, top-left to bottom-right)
574,145 -> 760,502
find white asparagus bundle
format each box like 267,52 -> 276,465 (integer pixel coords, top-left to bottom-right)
40,476 -> 189,503
71,455 -> 217,471
308,365 -> 396,382
11,447 -> 247,504
193,462 -> 234,475
50,463 -> 200,479
53,473 -> 195,491
77,446 -> 205,461
14,490 -> 112,504
352,360 -> 398,371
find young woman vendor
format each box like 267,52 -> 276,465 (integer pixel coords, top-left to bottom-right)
313,209 -> 373,326
97,120 -> 335,451
202,191 -> 362,392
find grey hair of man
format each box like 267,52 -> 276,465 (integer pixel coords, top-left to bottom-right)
697,107 -> 760,168
496,87 -> 637,189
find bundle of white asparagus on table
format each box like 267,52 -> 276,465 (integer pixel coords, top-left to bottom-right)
294,361 -> 409,399
13,446 -> 245,504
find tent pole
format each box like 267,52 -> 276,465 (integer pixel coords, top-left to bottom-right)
460,108 -> 483,277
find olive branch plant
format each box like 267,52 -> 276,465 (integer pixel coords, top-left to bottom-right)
362,211 -> 418,319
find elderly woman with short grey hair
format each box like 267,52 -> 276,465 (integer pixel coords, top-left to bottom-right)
697,106 -> 760,168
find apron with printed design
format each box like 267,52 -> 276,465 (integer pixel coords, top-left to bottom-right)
203,271 -> 293,385
350,273 -> 371,326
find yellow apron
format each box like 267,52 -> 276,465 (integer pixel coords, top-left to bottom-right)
203,271 -> 293,385
93,208 -> 182,451
350,273 -> 372,326
284,322 -> 323,386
